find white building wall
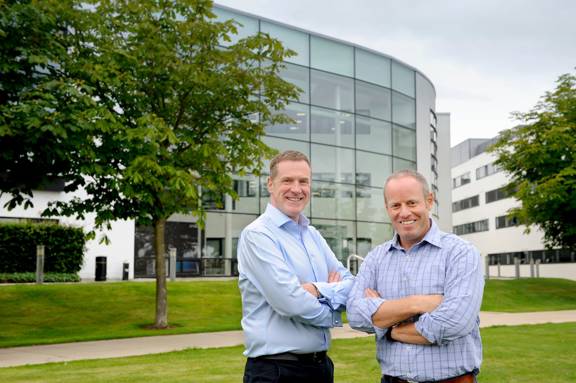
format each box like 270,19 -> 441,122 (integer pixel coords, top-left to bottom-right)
436,113 -> 452,232
0,191 -> 134,281
451,149 -> 576,280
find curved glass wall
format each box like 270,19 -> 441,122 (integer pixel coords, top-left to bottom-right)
200,6 -> 422,265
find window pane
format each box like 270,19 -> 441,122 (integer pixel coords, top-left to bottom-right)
356,151 -> 392,188
311,70 -> 354,112
310,36 -> 353,77
262,136 -> 309,174
393,125 -> 416,161
261,21 -> 309,66
356,222 -> 393,256
311,144 -> 355,184
311,219 -> 356,262
392,91 -> 416,129
278,62 -> 309,103
356,116 -> 392,154
310,106 -> 354,148
311,181 -> 355,220
231,175 -> 259,214
392,61 -> 415,97
355,81 -> 391,121
355,49 -> 391,87
393,158 -> 416,171
213,8 -> 259,46
356,186 -> 389,223
266,102 -> 309,141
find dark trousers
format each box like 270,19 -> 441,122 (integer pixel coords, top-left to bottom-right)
243,356 -> 334,383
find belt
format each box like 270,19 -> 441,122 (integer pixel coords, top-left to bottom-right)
382,372 -> 474,383
256,351 -> 327,363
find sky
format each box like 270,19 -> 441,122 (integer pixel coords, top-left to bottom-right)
215,0 -> 576,146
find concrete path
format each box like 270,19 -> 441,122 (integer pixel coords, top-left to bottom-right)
1,310 -> 575,368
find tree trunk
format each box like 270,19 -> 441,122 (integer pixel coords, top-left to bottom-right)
153,218 -> 168,328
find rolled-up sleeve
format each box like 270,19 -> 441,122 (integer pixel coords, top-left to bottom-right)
415,243 -> 484,345
346,252 -> 387,336
239,229 -> 339,328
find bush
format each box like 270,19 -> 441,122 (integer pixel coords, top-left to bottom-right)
0,223 -> 86,273
0,272 -> 80,283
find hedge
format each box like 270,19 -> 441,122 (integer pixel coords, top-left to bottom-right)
0,223 -> 85,273
0,272 -> 81,283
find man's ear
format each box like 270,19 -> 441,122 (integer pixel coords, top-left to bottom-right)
426,192 -> 434,210
267,176 -> 273,193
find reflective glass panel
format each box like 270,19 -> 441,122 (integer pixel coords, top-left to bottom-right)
278,62 -> 309,103
392,91 -> 416,129
311,70 -> 354,112
261,21 -> 309,66
356,222 -> 393,257
356,151 -> 392,188
311,219 -> 356,262
230,174 -> 259,214
393,158 -> 416,171
311,144 -> 355,184
310,106 -> 354,148
355,49 -> 391,87
392,61 -> 415,97
356,186 -> 388,224
356,116 -> 392,155
393,125 -> 416,161
266,102 -> 309,141
355,81 -> 391,121
310,36 -> 353,77
311,181 -> 355,220
213,8 -> 259,46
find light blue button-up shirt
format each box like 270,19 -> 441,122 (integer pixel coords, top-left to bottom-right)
238,204 -> 354,358
347,220 -> 484,381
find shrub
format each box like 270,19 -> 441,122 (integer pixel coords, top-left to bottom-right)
0,272 -> 81,283
0,223 -> 85,273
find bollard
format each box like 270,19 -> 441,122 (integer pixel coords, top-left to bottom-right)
122,262 -> 129,280
36,245 -> 45,284
169,248 -> 177,281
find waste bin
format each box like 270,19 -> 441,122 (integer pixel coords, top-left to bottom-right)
95,256 -> 107,281
122,262 -> 129,280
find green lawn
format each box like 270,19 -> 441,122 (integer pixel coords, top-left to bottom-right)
0,280 -> 242,348
0,323 -> 574,382
0,278 -> 575,348
482,278 -> 576,312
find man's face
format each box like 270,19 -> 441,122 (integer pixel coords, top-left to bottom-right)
385,176 -> 433,251
268,160 -> 311,221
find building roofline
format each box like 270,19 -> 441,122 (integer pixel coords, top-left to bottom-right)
214,3 -> 436,93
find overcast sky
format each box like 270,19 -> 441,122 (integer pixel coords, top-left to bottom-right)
215,0 -> 576,146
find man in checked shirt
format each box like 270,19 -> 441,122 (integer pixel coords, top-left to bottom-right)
347,169 -> 484,383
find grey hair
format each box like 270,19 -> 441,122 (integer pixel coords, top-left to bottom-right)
383,169 -> 431,203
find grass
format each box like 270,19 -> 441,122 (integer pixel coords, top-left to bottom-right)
0,322 -> 574,382
0,280 -> 242,348
482,278 -> 576,312
0,278 -> 575,348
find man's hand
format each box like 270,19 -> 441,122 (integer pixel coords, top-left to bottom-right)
302,282 -> 320,297
364,288 -> 380,298
328,271 -> 342,283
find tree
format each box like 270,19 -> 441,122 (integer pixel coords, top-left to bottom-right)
0,0 -> 113,209
1,0 -> 298,328
490,70 -> 576,250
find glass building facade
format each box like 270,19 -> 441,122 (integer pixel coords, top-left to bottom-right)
134,5 -> 445,278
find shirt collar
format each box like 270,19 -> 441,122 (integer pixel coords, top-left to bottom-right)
389,218 -> 442,251
264,203 -> 309,228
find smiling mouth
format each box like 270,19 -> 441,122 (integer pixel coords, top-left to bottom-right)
399,220 -> 416,225
286,196 -> 304,202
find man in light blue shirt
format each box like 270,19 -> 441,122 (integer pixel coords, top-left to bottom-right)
238,150 -> 353,383
347,169 -> 484,383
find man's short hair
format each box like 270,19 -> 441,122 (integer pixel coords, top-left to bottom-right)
383,169 -> 431,203
269,150 -> 310,179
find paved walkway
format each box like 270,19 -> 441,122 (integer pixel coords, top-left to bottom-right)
1,310 -> 575,368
